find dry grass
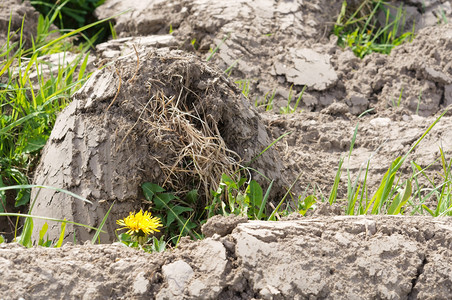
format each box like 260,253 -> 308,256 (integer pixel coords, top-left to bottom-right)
135,88 -> 241,202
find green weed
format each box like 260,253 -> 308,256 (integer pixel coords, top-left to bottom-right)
327,109 -> 449,215
0,184 -> 105,247
235,79 -> 251,98
0,6 -> 118,212
437,6 -> 449,24
207,132 -> 300,221
334,0 -> 415,58
280,85 -> 307,114
109,21 -> 117,40
142,182 -> 200,243
391,86 -> 404,107
30,0 -> 109,44
190,38 -> 198,51
416,147 -> 452,216
224,57 -> 242,76
206,173 -> 272,220
206,34 -> 229,62
267,173 -> 302,221
117,233 -> 168,253
255,89 -> 276,111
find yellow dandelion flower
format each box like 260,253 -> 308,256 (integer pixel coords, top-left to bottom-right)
116,209 -> 162,236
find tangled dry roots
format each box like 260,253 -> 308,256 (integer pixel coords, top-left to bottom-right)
131,89 -> 240,199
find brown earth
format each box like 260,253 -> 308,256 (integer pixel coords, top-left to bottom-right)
3,215 -> 452,299
2,0 -> 452,298
29,0 -> 452,242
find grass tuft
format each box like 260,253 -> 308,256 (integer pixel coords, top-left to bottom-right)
334,0 -> 415,58
0,6 -> 120,213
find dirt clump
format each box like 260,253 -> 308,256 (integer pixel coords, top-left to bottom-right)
0,242 -> 168,299
95,35 -> 177,61
0,0 -> 42,51
30,48 -> 283,243
201,214 -> 248,238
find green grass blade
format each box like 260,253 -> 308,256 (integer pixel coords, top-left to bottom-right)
369,157 -> 400,214
0,213 -> 103,232
257,180 -> 273,220
91,201 -> 114,244
0,185 -> 92,204
394,180 -> 412,215
359,160 -> 370,214
38,222 -> 48,246
397,110 -> 448,170
387,180 -> 412,215
247,132 -> 291,166
292,85 -> 307,111
329,157 -> 344,204
346,184 -> 360,215
422,204 -> 435,216
206,34 -> 229,62
174,215 -> 193,248
345,122 -> 362,213
55,219 -> 67,248
268,172 -> 302,221
35,11 -> 127,54
77,52 -> 90,83
411,160 -> 436,187
17,216 -> 33,247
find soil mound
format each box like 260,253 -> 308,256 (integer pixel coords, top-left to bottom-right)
2,216 -> 452,299
30,48 -> 283,243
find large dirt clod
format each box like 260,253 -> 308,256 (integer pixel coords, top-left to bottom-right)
30,48 -> 283,243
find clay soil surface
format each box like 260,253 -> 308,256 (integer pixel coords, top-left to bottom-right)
2,0 -> 452,299
3,216 -> 452,299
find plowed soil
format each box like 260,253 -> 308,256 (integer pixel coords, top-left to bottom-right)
2,0 -> 452,299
